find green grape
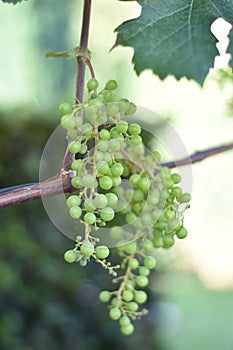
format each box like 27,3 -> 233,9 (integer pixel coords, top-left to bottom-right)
166,218 -> 180,233
152,236 -> 163,248
111,163 -> 124,177
103,90 -> 116,103
94,194 -> 108,208
139,266 -> 150,276
64,250 -> 77,263
171,173 -> 181,184
94,151 -> 105,162
106,103 -> 120,117
84,198 -> 96,212
69,141 -> 82,154
84,212 -> 96,224
69,206 -> 82,219
98,140 -> 109,152
122,164 -> 130,177
125,212 -> 137,224
176,226 -> 188,239
178,193 -> 191,203
80,240 -> 95,257
137,177 -> 150,193
95,245 -> 110,259
116,120 -> 128,133
111,297 -> 121,308
127,302 -> 139,312
152,150 -> 161,162
66,195 -> 81,208
59,102 -> 73,115
61,114 -> 76,129
119,316 -> 131,327
121,323 -> 134,336
144,256 -> 156,269
136,275 -> 149,287
105,192 -> 118,207
143,240 -> 154,253
112,176 -> 122,187
81,123 -> 93,137
128,258 -> 139,270
132,189 -> 144,202
124,241 -> 137,255
96,161 -> 110,175
109,308 -> 121,320
134,290 -> 148,304
100,207 -> 115,222
129,173 -> 141,187
79,143 -> 88,154
87,78 -> 99,91
128,123 -> 141,135
97,113 -> 108,125
71,159 -> 83,171
123,290 -> 134,302
105,79 -> 118,90
99,129 -> 110,140
163,234 -> 175,248
171,186 -> 182,198
79,257 -> 88,267
164,209 -> 175,221
104,153 -> 113,165
80,174 -> 96,188
71,176 -> 81,189
85,108 -> 97,125
125,102 -> 137,115
99,176 -> 113,190
109,139 -> 121,152
99,290 -> 111,303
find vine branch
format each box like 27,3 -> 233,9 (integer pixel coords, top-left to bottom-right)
0,141 -> 232,208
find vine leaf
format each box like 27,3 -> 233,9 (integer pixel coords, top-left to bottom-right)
115,0 -> 233,85
1,0 -> 27,4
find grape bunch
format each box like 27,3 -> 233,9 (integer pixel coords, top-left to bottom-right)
59,78 -> 191,335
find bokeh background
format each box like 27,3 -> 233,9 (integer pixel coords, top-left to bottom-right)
1,1 -> 233,349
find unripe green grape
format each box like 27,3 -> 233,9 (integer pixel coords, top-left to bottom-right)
116,120 -> 128,133
122,290 -> 134,302
103,90 -> 116,103
137,177 -> 150,193
97,113 -> 108,125
139,266 -> 150,276
119,316 -> 131,327
95,245 -> 110,259
66,195 -> 81,208
128,123 -> 141,135
71,176 -> 82,188
79,258 -> 88,267
171,173 -> 181,184
111,163 -> 124,177
125,102 -> 137,115
128,135 -> 142,145
67,128 -> 78,139
164,209 -> 175,221
128,258 -> 139,270
85,108 -> 97,124
141,213 -> 154,226
132,202 -> 142,214
176,226 -> 188,239
144,256 -> 156,269
126,212 -> 137,224
110,127 -> 120,139
104,153 -> 113,165
71,159 -> 83,171
105,79 -> 118,90
81,123 -> 93,137
132,189 -> 144,202
127,302 -> 139,312
166,218 -> 180,233
152,150 -> 161,162
59,102 -> 73,115
112,176 -> 122,187
61,114 -> 76,129
80,174 -> 96,188
163,234 -> 175,248
153,236 -> 163,248
84,198 -> 96,212
134,290 -> 148,304
99,290 -> 111,303
98,140 -> 109,152
68,141 -> 82,154
100,207 -> 115,222
178,193 -> 191,203
99,129 -> 110,140
87,78 -> 99,91
96,161 -> 110,175
99,176 -> 113,190
64,250 -> 77,263
79,143 -> 88,154
80,240 -> 95,257
111,297 -> 121,308
124,241 -> 137,255
109,139 -> 121,152
118,98 -> 130,112
136,275 -> 149,287
143,240 -> 154,253
121,323 -> 134,336
94,194 -> 108,208
106,103 -> 119,117
105,192 -> 118,207
122,164 -> 130,177
69,206 -> 82,219
129,174 -> 141,187
94,151 -> 105,162
109,307 -> 121,321
84,212 -> 96,224
171,186 -> 182,198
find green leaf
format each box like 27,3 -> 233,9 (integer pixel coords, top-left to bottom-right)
115,0 -> 233,85
1,0 -> 27,4
45,51 -> 76,59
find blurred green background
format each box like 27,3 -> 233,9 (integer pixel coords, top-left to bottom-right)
1,1 -> 233,349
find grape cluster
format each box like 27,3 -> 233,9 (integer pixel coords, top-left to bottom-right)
59,78 -> 191,335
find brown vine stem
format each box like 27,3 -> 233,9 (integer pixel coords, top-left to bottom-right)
63,0 -> 92,170
0,141 -> 233,208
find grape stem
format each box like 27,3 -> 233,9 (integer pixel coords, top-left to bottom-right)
0,140 -> 233,208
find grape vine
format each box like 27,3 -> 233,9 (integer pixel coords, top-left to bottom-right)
60,78 -> 191,335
